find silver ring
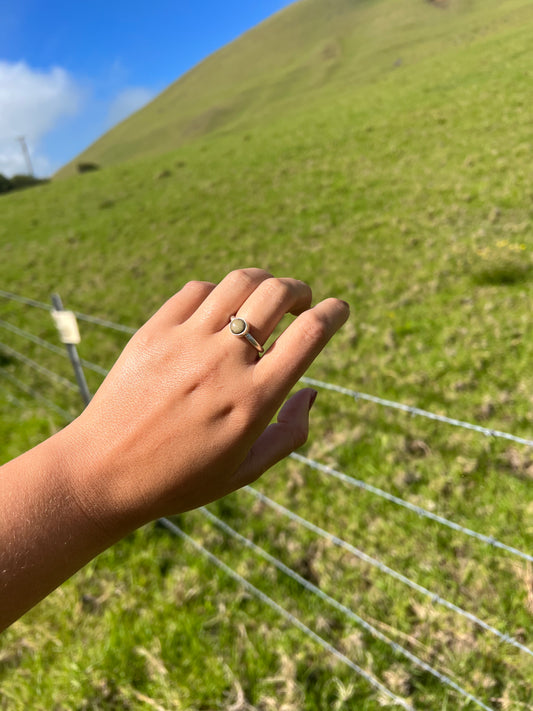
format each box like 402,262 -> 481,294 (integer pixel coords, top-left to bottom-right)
229,316 -> 264,353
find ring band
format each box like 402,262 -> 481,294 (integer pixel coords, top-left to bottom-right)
229,316 -> 264,353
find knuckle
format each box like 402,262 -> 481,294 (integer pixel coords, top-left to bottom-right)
261,277 -> 294,302
227,268 -> 271,289
182,280 -> 214,297
258,277 -> 311,309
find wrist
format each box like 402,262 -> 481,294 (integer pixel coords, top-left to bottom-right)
38,425 -> 118,548
53,416 -> 150,543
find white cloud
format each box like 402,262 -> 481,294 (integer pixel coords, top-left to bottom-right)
106,87 -> 154,127
0,61 -> 81,177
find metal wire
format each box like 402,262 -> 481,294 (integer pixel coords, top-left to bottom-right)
2,289 -> 531,447
5,300 -> 528,564
4,360 -> 529,658
2,392 -> 25,408
0,289 -> 136,334
0,365 -> 414,706
0,290 -> 53,312
301,377 -> 533,448
74,312 -> 136,334
159,516 -> 415,711
0,369 -> 74,421
290,452 -> 533,564
200,507 -> 494,711
2,288 -> 531,690
0,341 -> 80,392
245,487 -> 533,659
0,319 -> 108,376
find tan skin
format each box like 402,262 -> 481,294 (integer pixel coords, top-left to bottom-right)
0,268 -> 349,631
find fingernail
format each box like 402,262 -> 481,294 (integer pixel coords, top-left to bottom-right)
340,300 -> 350,308
308,390 -> 318,411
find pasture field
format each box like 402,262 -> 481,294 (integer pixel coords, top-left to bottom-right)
1,0 -> 533,708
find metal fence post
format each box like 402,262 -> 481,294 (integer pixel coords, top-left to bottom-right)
51,293 -> 92,407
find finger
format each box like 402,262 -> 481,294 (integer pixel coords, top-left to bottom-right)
148,281 -> 216,329
233,277 -> 312,350
257,298 -> 349,399
193,268 -> 273,331
230,389 -> 317,489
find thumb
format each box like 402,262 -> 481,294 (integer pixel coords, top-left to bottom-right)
231,388 -> 318,489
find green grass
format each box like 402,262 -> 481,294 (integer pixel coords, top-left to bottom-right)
1,0 -> 533,708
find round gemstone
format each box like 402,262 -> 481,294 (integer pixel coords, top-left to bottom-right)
230,317 -> 247,335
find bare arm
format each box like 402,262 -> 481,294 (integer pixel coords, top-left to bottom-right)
0,268 -> 349,630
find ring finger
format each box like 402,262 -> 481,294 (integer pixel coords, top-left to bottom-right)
227,277 -> 312,356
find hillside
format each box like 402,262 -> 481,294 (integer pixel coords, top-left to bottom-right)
2,0 -> 533,708
57,0 -> 532,174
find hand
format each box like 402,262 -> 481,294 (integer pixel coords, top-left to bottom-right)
0,268 -> 349,629
59,268 -> 348,534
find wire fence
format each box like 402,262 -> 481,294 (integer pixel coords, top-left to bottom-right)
0,368 -> 74,421
1,289 -> 532,709
198,507 -> 494,711
243,487 -> 533,657
2,288 -> 532,445
300,376 -> 533,448
159,517 -> 416,711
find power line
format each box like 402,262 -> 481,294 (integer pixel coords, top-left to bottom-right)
17,136 -> 34,176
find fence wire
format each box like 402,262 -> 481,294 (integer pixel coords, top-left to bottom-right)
159,516 -> 415,711
290,452 -> 533,564
301,377 -> 533,448
0,319 -> 109,377
200,507 -> 495,711
0,368 -> 74,421
245,487 -> 533,659
4,351 -> 527,666
5,313 -> 526,567
2,289 -> 532,707
0,341 -> 80,392
2,289 -> 531,448
0,289 -> 136,334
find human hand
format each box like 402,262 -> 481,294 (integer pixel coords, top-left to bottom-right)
59,268 -> 349,537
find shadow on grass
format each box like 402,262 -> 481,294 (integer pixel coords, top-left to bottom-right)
471,262 -> 532,286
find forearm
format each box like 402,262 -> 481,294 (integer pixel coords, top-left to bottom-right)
0,426 -> 116,631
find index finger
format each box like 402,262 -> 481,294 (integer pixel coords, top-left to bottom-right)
255,298 -> 349,400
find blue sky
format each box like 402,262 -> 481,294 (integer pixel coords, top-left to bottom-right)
0,0 -> 295,176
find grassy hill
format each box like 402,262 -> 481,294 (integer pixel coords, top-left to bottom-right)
57,0 -> 532,175
1,0 -> 533,708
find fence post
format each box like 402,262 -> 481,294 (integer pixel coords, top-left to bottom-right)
51,294 -> 92,407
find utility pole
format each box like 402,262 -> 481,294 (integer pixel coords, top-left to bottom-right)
17,136 -> 34,176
